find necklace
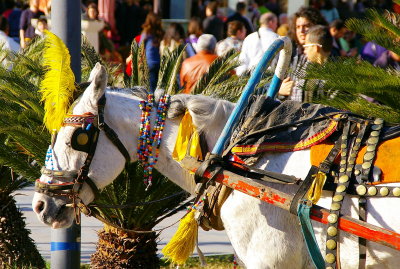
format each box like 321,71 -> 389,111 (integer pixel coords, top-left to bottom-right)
137,93 -> 170,189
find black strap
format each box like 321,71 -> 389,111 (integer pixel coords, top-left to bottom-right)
228,161 -> 300,184
97,94 -> 131,163
358,197 -> 367,269
289,165 -> 319,215
194,154 -> 223,184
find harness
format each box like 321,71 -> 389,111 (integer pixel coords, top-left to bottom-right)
35,94 -> 131,223
191,97 -> 400,269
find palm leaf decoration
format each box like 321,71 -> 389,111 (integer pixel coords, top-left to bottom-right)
346,9 -> 400,56
81,35 -> 121,87
192,49 -> 239,96
40,30 -> 76,132
306,6 -> 400,124
0,36 -> 50,267
157,45 -> 186,95
126,41 -> 150,89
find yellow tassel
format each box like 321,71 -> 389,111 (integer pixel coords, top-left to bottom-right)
162,210 -> 198,265
40,30 -> 76,132
307,171 -> 327,204
172,110 -> 203,162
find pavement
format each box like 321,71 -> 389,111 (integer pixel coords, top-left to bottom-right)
15,185 -> 234,264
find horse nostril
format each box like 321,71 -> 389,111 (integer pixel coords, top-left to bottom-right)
34,201 -> 45,214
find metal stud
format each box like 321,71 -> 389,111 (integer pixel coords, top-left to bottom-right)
336,185 -> 346,193
356,185 -> 367,196
364,152 -> 374,161
347,167 -> 353,172
333,195 -> 343,202
368,186 -> 377,196
370,131 -> 380,137
393,187 -> 400,197
367,145 -> 376,152
380,187 -> 389,196
331,202 -> 341,211
368,137 -> 379,144
327,226 -> 338,236
339,175 -> 349,183
356,138 -> 362,143
354,169 -> 361,176
325,253 -> 336,264
350,152 -> 357,158
339,168 -> 345,173
374,118 -> 383,124
326,239 -> 337,250
340,160 -> 346,165
348,160 -> 355,165
328,214 -> 338,224
342,135 -> 347,140
353,145 -> 360,151
362,162 -> 371,169
371,124 -> 382,131
341,152 -> 347,157
341,144 -> 347,149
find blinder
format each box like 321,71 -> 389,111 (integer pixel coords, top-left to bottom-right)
71,123 -> 99,153
36,94 -> 131,222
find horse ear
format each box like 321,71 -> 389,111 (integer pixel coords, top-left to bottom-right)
86,62 -> 107,103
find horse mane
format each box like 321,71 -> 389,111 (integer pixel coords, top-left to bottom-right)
107,87 -> 235,133
167,92 -> 235,133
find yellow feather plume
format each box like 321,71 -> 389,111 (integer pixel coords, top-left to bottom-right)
40,30 -> 76,131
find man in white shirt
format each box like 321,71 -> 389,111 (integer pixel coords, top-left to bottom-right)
0,16 -> 20,68
236,12 -> 279,76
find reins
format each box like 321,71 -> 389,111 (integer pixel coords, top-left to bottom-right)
36,93 -> 131,224
89,190 -> 187,209
36,92 -> 184,233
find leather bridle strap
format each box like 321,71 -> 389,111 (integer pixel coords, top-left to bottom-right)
97,94 -> 131,163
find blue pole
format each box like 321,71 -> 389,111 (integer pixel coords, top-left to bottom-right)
212,37 -> 291,155
50,0 -> 81,268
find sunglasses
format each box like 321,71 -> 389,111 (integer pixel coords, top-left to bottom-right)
303,43 -> 322,48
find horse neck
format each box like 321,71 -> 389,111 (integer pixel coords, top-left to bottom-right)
155,97 -> 235,194
105,91 -> 234,194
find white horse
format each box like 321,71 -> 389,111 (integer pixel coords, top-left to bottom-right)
33,64 -> 400,268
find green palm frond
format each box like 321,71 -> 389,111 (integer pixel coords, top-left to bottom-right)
306,7 -> 400,124
307,59 -> 400,107
10,53 -> 45,78
0,166 -> 31,195
81,36 -> 122,85
192,49 -> 240,95
157,45 -> 186,95
346,9 -> 400,55
127,41 -> 150,89
92,162 -> 187,230
0,144 -> 40,181
0,126 -> 48,160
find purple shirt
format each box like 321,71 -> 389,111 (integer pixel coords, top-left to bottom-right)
19,9 -> 44,39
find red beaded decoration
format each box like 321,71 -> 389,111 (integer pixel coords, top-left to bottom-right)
137,93 -> 170,189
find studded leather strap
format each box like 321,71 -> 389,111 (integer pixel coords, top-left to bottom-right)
325,120 -> 368,268
356,118 -> 383,269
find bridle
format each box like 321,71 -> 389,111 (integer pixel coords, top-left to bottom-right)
35,94 -> 131,222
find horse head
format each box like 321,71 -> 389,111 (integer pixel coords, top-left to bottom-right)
32,63 -> 135,228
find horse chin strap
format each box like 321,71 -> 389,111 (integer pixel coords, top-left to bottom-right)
35,94 -> 131,224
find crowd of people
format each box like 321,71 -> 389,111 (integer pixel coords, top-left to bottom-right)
0,0 -> 398,97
